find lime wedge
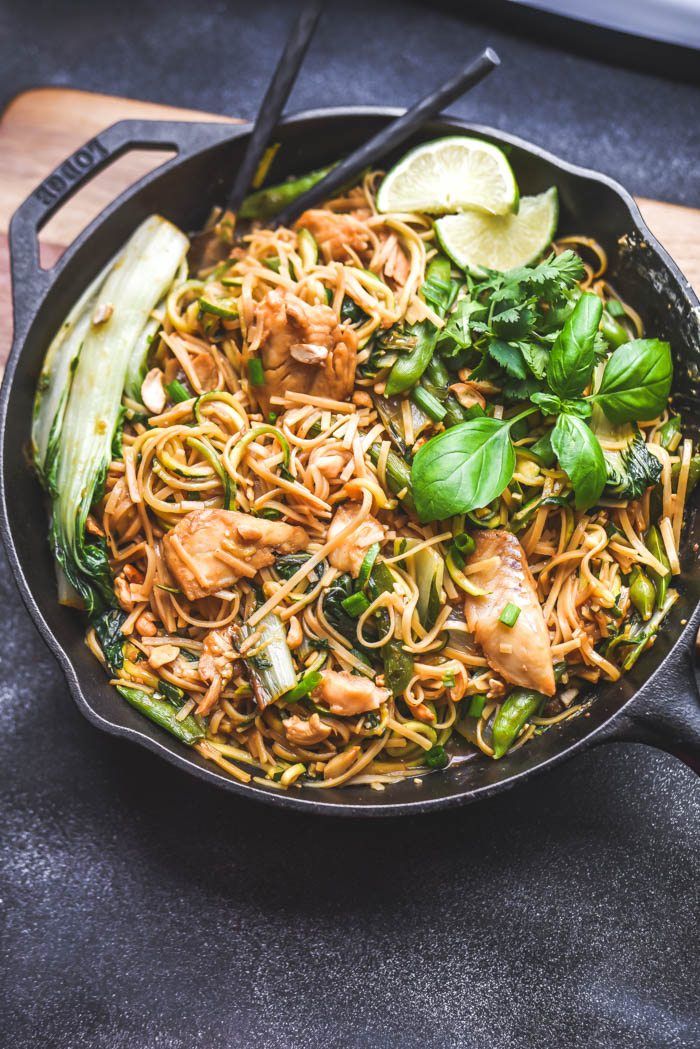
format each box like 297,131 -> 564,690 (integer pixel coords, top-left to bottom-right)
376,136 -> 519,216
435,187 -> 558,274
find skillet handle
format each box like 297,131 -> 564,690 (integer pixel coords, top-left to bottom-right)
8,119 -> 228,340
594,612 -> 700,773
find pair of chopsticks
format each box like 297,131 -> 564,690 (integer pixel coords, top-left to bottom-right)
223,0 -> 499,228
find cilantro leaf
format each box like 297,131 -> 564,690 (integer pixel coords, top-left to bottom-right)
518,341 -> 549,380
488,340 -> 527,380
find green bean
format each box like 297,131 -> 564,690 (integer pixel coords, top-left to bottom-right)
491,688 -> 545,759
629,566 -> 655,621
116,684 -> 204,745
646,525 -> 670,609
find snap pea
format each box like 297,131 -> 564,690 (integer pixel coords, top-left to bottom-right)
116,684 -> 204,745
646,525 -> 670,609
629,566 -> 655,621
368,562 -> 413,697
424,359 -> 469,428
239,165 -> 334,219
491,688 -> 545,759
658,414 -> 681,451
385,320 -> 437,397
600,309 -> 630,348
367,443 -> 415,512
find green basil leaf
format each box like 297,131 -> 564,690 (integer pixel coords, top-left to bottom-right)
551,413 -> 606,510
561,398 -> 592,419
411,417 -> 515,523
547,293 -> 603,399
531,391 -> 563,414
592,338 -> 672,423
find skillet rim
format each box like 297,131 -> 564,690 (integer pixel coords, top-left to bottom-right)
1,105 -> 698,817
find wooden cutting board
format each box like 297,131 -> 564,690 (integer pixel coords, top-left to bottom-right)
1,86 -> 699,364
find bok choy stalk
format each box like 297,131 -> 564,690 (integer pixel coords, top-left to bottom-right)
48,215 -> 189,613
236,612 -> 296,708
32,256 -> 114,485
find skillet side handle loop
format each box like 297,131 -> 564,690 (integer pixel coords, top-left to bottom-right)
8,120 -> 192,341
595,621 -> 700,774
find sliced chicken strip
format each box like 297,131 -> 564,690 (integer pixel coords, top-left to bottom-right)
253,289 -> 357,415
163,508 -> 308,601
313,670 -> 389,716
327,503 -> 386,577
463,529 -> 555,696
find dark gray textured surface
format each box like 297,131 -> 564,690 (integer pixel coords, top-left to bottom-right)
1,2 -> 699,1047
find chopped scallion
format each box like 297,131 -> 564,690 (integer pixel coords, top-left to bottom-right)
499,602 -> 521,627
467,694 -> 486,718
247,358 -> 265,387
281,671 -> 323,704
341,591 -> 372,618
166,379 -> 191,404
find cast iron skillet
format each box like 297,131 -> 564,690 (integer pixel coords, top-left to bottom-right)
2,108 -> 700,817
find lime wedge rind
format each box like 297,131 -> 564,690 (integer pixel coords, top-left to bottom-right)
434,187 -> 559,275
376,136 -> 519,217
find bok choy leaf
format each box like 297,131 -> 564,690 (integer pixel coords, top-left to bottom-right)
47,215 -> 189,613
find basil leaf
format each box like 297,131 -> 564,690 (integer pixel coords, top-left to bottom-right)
561,398 -> 592,419
547,293 -> 603,399
592,338 -> 672,423
531,391 -> 563,415
411,417 -> 515,523
551,413 -> 606,510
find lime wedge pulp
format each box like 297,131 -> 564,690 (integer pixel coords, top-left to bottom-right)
435,187 -> 559,275
376,136 -> 519,217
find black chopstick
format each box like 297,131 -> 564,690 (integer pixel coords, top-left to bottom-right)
273,46 -> 500,227
225,0 -> 325,214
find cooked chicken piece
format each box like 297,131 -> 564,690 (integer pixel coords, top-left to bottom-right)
197,625 -> 238,715
313,670 -> 389,716
254,289 -> 357,414
295,209 -> 371,262
164,346 -> 218,394
284,713 -> 332,746
163,508 -> 309,601
463,530 -> 555,696
147,644 -> 180,670
328,503 -> 386,577
141,367 -> 167,414
199,625 -> 237,686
